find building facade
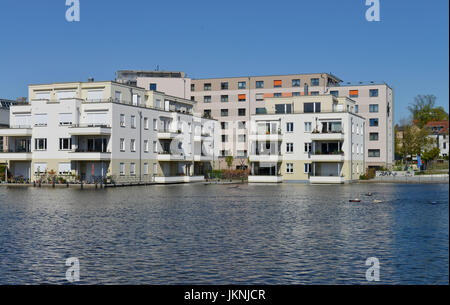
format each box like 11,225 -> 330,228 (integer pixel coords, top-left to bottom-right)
425,121 -> 449,158
0,81 -> 219,184
248,95 -> 365,184
123,71 -> 393,170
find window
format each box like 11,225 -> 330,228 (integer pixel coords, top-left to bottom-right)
191,84 -> 195,91
203,109 -> 211,118
132,94 -> 140,106
120,163 -> 125,175
153,141 -> 158,153
304,102 -> 321,113
149,83 -> 157,91
369,118 -> 379,127
130,163 -> 136,175
355,105 -> 359,113
275,104 -> 292,114
274,93 -> 282,98
286,163 -> 294,173
369,89 -> 379,97
221,82 -> 228,90
221,109 -> 229,117
34,114 -> 48,126
130,139 -> 136,152
144,140 -> 149,152
120,138 -> 125,151
311,78 -> 320,86
153,119 -> 158,131
115,91 -> 122,102
330,90 -> 339,97
304,163 -> 312,174
238,121 -> 246,129
292,79 -> 301,87
34,162 -> 47,174
238,94 -> 246,102
58,163 -> 71,175
368,149 -> 381,157
238,108 -> 246,116
286,122 -> 294,132
238,135 -> 246,143
221,122 -> 228,130
349,90 -> 359,98
221,95 -> 228,102
256,108 -> 267,114
131,115 -> 136,128
59,113 -> 72,125
191,96 -> 195,101
238,81 -> 246,89
369,104 -> 379,113
304,143 -> 312,153
120,114 -> 125,127
35,138 -> 47,151
292,92 -> 301,97
204,83 -> 211,91
221,135 -> 228,143
59,138 -> 72,150
144,163 -> 149,175
310,91 -> 319,96
256,81 -> 264,88
286,143 -> 294,153
304,122 -> 312,132
255,93 -> 264,101
204,96 -> 211,103
370,133 -> 379,141
274,80 -> 282,88
144,117 -> 149,129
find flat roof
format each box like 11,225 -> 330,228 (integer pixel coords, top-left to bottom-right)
192,72 -> 343,82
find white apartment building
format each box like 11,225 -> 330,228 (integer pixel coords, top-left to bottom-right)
118,71 -> 393,170
0,81 -> 219,184
248,95 -> 365,184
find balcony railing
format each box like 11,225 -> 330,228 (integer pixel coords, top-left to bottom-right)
0,148 -> 31,153
312,151 -> 344,155
72,148 -> 110,153
8,125 -> 32,129
70,124 -> 111,128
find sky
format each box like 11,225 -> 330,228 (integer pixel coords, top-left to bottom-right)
0,0 -> 448,123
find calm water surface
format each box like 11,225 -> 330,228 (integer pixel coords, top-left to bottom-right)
0,183 -> 448,284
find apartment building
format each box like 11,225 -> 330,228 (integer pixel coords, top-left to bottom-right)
122,71 -> 393,170
0,81 -> 219,184
248,95 -> 365,184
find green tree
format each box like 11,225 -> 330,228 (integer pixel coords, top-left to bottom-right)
398,124 -> 433,164
225,155 -> 234,170
422,147 -> 441,164
408,95 -> 449,128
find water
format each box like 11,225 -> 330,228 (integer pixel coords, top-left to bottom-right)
0,183 -> 448,284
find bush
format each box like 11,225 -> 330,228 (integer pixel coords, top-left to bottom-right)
220,169 -> 249,180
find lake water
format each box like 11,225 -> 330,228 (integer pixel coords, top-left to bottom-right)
0,183 -> 448,285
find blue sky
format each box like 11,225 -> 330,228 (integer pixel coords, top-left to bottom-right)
0,0 -> 448,123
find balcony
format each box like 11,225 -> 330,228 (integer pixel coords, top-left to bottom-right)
310,131 -> 345,141
69,124 -> 111,136
69,149 -> 111,161
194,154 -> 213,162
0,149 -> 32,161
310,152 -> 345,162
248,175 -> 282,183
249,131 -> 282,142
310,176 -> 345,184
194,132 -> 212,142
157,129 -> 181,140
157,152 -> 186,161
0,126 -> 33,137
249,154 -> 283,162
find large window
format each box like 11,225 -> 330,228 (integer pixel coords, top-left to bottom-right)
275,104 -> 292,114
304,143 -> 312,153
238,94 -> 246,102
330,90 -> 339,97
221,95 -> 228,102
204,96 -> 211,103
286,122 -> 294,132
304,102 -> 321,113
369,104 -> 379,113
130,139 -> 136,152
274,80 -> 282,88
34,114 -> 48,126
149,83 -> 157,91
292,92 -> 301,96
311,78 -> 320,86
286,163 -> 294,173
304,122 -> 312,132
349,90 -> 359,98
304,163 -> 312,174
120,138 -> 125,151
35,138 -> 47,151
204,83 -> 211,91
369,118 -> 379,127
286,143 -> 294,153
120,114 -> 125,127
238,108 -> 246,116
130,163 -> 136,175
221,109 -> 228,117
221,122 -> 228,130
292,79 -> 301,87
274,93 -> 282,98
238,81 -> 246,89
256,108 -> 267,114
120,163 -> 125,176
221,82 -> 228,90
191,84 -> 195,91
221,135 -> 228,143
368,149 -> 381,157
256,81 -> 264,88
238,135 -> 246,143
59,113 -> 73,125
131,115 -> 136,128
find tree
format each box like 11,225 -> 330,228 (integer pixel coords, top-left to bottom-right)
422,147 -> 440,165
225,155 -> 234,170
408,95 -> 449,128
398,124 -> 433,164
